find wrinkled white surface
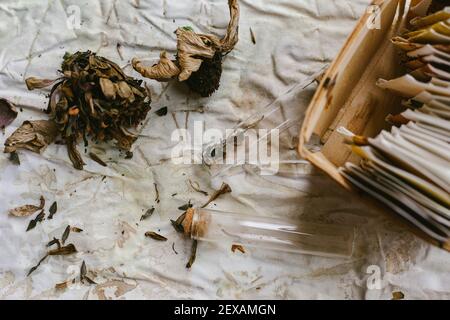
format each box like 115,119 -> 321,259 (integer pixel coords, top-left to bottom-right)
0,0 -> 449,300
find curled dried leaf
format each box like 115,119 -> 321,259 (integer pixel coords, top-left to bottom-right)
132,51 -> 180,81
0,98 -> 18,129
4,120 -> 58,154
176,28 -> 218,81
25,77 -> 58,90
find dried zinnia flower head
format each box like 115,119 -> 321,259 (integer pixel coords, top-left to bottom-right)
132,0 -> 240,97
7,51 -> 151,170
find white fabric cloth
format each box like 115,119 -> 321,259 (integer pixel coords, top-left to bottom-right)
0,0 -> 449,300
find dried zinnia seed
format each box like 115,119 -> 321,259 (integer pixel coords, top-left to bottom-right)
145,231 -> 168,241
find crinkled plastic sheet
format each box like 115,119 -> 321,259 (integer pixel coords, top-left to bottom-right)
0,0 -> 449,300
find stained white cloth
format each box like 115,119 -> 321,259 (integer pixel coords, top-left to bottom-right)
0,0 -> 449,300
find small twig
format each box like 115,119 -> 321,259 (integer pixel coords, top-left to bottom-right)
250,27 -> 256,44
154,183 -> 160,203
26,210 -> 45,231
116,43 -> 124,61
175,106 -> 205,113
188,179 -> 208,196
172,242 -> 178,255
27,254 -> 49,276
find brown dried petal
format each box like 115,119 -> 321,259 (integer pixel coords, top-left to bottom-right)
99,78 -> 117,100
132,51 -> 180,81
25,77 -> 58,90
0,98 -> 18,129
116,81 -> 135,102
176,29 -> 217,81
9,205 -> 40,217
9,196 -> 44,217
67,138 -> 85,170
176,0 -> 239,81
48,243 -> 77,256
4,120 -> 58,154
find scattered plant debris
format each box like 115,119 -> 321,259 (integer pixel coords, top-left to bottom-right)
11,51 -> 151,170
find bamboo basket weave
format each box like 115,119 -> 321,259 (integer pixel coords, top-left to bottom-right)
298,0 -> 450,250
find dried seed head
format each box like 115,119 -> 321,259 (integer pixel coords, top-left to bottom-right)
132,0 -> 240,96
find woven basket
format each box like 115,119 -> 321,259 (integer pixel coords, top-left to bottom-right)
298,0 -> 450,250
